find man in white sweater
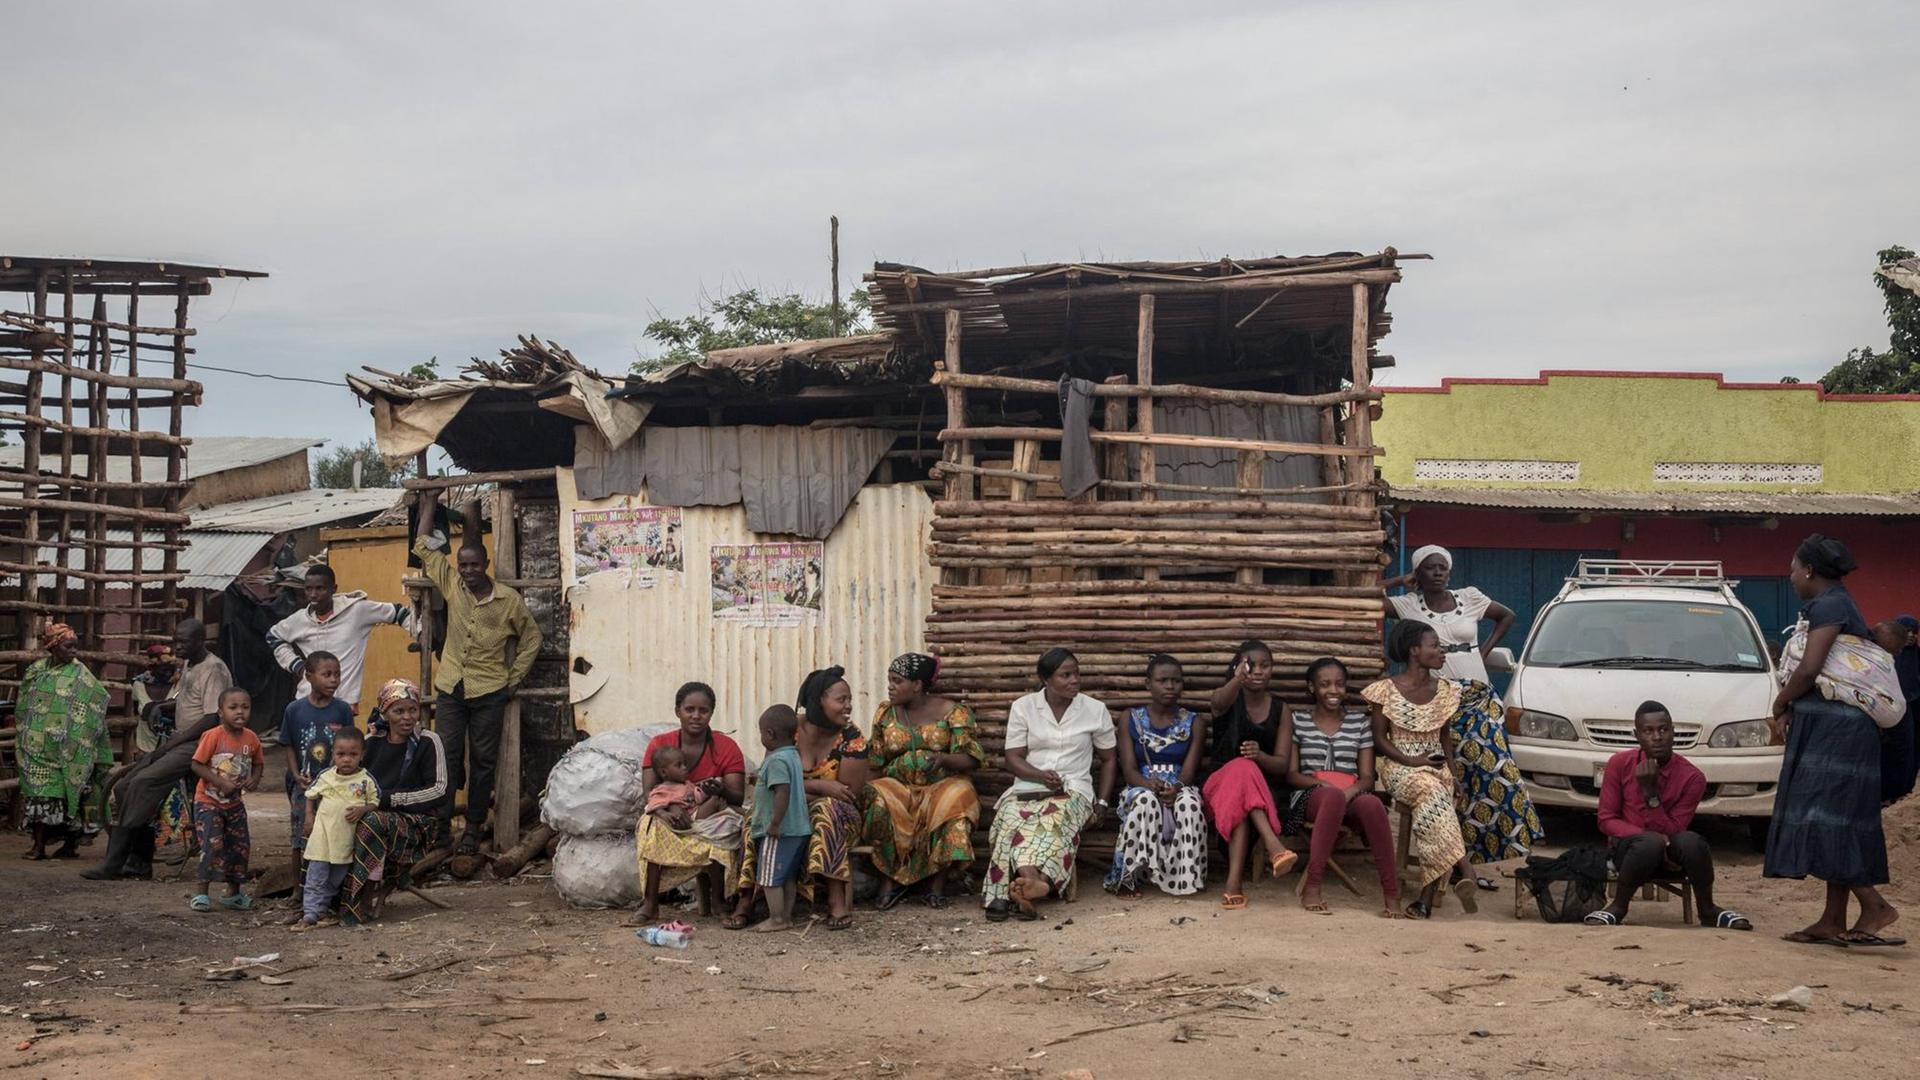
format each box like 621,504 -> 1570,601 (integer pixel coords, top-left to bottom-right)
267,564 -> 411,714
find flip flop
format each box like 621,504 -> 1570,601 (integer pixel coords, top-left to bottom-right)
826,914 -> 854,931
20,850 -> 46,861
1474,875 -> 1499,892
1781,930 -> 1849,947
1583,910 -> 1620,926
1379,906 -> 1411,919
1405,901 -> 1432,919
189,894 -> 214,912
1451,878 -> 1479,914
219,894 -> 254,911
1301,901 -> 1332,916
875,885 -> 911,911
1714,910 -> 1754,931
1220,893 -> 1248,910
1268,850 -> 1298,877
922,893 -> 950,910
720,913 -> 749,931
1839,931 -> 1906,947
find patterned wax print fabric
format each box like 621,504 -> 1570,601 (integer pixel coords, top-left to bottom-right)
982,792 -> 1091,906
14,658 -> 111,827
861,701 -> 985,886
1104,708 -> 1206,896
1448,680 -> 1543,863
1361,677 -> 1466,889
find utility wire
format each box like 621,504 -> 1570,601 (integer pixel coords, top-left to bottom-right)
185,362 -> 341,387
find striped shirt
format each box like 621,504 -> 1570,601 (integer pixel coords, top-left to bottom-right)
1289,710 -> 1373,776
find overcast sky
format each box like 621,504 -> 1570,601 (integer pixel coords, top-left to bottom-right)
7,2 -> 1917,454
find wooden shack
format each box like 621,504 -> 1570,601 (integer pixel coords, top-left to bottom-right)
863,251 -> 1412,798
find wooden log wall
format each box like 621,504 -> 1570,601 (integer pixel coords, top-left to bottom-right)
0,276 -> 198,692
924,277 -> 1391,807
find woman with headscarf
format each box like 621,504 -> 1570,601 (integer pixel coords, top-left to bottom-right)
862,652 -> 984,909
1770,535 -> 1902,948
732,666 -> 868,930
339,679 -> 451,925
1384,545 -> 1516,684
14,624 -> 111,860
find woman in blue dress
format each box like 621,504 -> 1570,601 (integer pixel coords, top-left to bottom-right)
1105,654 -> 1210,897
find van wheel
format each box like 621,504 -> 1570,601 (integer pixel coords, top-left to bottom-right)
1745,817 -> 1772,850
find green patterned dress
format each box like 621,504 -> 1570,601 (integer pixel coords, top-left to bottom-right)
14,658 -> 111,829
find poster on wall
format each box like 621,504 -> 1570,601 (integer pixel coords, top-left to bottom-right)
710,542 -> 824,627
571,507 -> 684,584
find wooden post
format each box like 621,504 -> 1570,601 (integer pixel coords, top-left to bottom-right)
494,486 -> 521,853
1347,283 -> 1375,511
1092,377 -> 1129,582
1005,439 -> 1039,586
939,308 -> 972,588
1235,450 -> 1264,586
1136,293 -> 1159,581
829,215 -> 841,336
18,271 -> 47,657
414,452 -> 435,698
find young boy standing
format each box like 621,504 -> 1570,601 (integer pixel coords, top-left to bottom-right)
293,728 -> 380,931
189,688 -> 265,912
750,705 -> 810,933
279,651 -> 356,877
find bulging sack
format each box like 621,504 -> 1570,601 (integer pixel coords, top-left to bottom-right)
540,722 -> 677,834
552,832 -> 641,908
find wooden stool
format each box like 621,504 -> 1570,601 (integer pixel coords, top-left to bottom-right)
1289,822 -> 1363,897
1511,867 -> 1694,922
1394,803 -> 1443,910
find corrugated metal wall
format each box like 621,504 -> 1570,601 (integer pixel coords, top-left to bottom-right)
559,469 -> 933,755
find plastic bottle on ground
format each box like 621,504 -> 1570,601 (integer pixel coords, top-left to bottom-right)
637,925 -> 690,949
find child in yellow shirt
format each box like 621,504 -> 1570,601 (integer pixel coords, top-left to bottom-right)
293,728 -> 380,931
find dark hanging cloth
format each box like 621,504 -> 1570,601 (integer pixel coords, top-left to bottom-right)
219,582 -> 301,736
1057,376 -> 1099,499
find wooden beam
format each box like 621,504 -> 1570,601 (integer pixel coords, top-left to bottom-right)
494,486 -> 521,854
1136,294 -> 1158,581
931,370 -> 1380,408
401,468 -> 556,490
882,268 -> 1401,314
937,427 -> 1380,458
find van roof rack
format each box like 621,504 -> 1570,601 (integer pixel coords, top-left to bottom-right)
1570,559 -> 1728,587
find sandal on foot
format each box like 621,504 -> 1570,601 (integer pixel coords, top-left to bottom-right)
922,893 -> 950,910
1220,893 -> 1249,910
1583,910 -> 1621,926
1450,878 -> 1479,914
720,913 -> 749,931
1405,901 -> 1432,919
1301,900 -> 1333,916
219,894 -> 254,911
289,918 -> 319,932
1839,931 -> 1906,947
1781,930 -> 1849,947
984,899 -> 1012,922
1380,905 -> 1410,919
1713,910 -> 1753,931
1474,875 -> 1499,892
1268,850 -> 1298,877
189,894 -> 214,912
826,914 -> 854,931
875,885 -> 910,912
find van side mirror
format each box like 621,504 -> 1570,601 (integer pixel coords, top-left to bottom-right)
1486,647 -> 1516,673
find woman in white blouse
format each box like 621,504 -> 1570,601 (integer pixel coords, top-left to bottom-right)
1384,545 -> 1516,684
983,648 -> 1118,922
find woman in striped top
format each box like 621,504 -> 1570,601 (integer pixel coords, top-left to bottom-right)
1282,658 -> 1402,917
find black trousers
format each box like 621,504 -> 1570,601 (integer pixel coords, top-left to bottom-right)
437,685 -> 510,827
1611,830 -> 1713,894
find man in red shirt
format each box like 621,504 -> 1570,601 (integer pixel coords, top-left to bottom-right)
1586,701 -> 1752,930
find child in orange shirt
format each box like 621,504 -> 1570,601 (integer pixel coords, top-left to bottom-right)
189,688 -> 265,912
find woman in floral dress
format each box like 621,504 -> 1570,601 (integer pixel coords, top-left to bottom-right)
863,653 -> 983,909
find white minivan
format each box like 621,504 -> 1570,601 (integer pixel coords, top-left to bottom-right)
1492,560 -> 1781,840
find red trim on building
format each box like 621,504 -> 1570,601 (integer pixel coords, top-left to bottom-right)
1383,369 -> 1920,403
1401,506 -> 1917,619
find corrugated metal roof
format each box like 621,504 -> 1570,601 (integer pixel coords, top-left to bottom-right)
1387,486 -> 1920,516
190,488 -> 402,533
0,435 -> 322,483
562,474 -> 934,755
22,529 -> 274,592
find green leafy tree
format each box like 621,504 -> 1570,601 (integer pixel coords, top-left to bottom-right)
633,288 -> 871,373
312,439 -> 413,489
1816,245 -> 1919,394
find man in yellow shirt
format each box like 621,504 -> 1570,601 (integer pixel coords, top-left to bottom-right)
413,489 -> 542,853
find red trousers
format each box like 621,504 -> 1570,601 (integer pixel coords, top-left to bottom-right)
1303,786 -> 1397,901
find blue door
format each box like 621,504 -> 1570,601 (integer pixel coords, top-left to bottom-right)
1734,576 -> 1795,642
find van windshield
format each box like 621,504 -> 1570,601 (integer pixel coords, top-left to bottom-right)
1524,599 -> 1769,671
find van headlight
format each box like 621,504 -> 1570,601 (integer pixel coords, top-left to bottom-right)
1514,709 -> 1577,741
1708,720 -> 1774,749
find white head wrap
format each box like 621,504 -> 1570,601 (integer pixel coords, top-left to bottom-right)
1409,545 -> 1452,573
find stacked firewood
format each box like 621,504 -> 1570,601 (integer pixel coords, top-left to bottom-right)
464,335 -> 588,382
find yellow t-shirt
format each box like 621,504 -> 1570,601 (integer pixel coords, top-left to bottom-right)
304,767 -> 381,864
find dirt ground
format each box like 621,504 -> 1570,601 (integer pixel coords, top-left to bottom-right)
3,798 -> 1917,1080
